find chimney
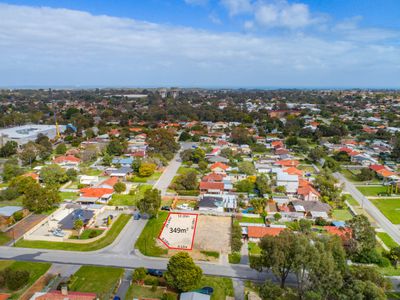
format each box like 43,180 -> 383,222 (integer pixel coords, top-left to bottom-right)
61,285 -> 68,296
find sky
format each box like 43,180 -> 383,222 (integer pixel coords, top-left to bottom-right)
1,0 -> 400,88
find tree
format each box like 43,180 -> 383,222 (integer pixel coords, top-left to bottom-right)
323,157 -> 341,172
333,151 -> 351,162
102,153 -> 112,166
147,129 -> 179,160
23,186 -> 61,213
347,215 -> 376,258
2,159 -> 24,181
231,221 -> 243,252
40,164 -> 68,186
231,127 -> 252,144
235,179 -> 255,193
55,143 -> 67,155
357,168 -> 375,181
132,267 -> 147,284
106,139 -> 126,156
255,175 -> 271,196
18,143 -> 38,166
73,219 -> 84,232
178,131 -> 191,141
0,141 -> 18,157
137,188 -> 161,217
274,213 -> 282,222
308,147 -> 325,163
238,161 -> 256,175
388,247 -> 400,268
138,162 -> 156,177
198,160 -> 208,171
171,171 -> 198,191
114,182 -> 126,193
164,252 -> 202,292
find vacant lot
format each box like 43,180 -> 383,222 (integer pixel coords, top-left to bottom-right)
370,198 -> 400,224
357,186 -> 391,197
69,266 -> 124,299
194,215 -> 231,253
159,213 -> 198,250
332,209 -> 353,221
109,184 -> 152,206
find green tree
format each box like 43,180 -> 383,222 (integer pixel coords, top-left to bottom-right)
198,160 -> 208,171
347,215 -> 376,258
172,171 -> 198,191
137,188 -> 161,217
323,157 -> 341,172
23,186 -> 61,213
308,147 -> 325,163
73,219 -> 84,232
178,131 -> 191,141
147,129 -> 179,160
357,168 -> 375,181
18,143 -> 38,166
2,159 -> 24,181
102,153 -> 112,166
238,161 -> 256,175
255,175 -> 271,196
0,141 -> 18,157
132,267 -> 147,283
40,164 -> 68,186
235,179 -> 255,193
231,221 -> 243,252
106,139 -> 126,156
55,143 -> 67,155
114,182 -> 126,193
164,252 -> 203,292
138,162 -> 156,177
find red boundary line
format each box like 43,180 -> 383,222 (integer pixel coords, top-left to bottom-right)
158,212 -> 198,251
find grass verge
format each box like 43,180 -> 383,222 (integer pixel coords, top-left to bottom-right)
135,211 -> 168,257
377,232 -> 399,249
370,198 -> 400,224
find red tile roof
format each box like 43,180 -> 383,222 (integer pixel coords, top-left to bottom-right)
275,160 -> 299,167
247,226 -> 284,238
283,167 -> 303,176
324,226 -> 352,240
369,164 -> 386,172
199,182 -> 224,190
0,294 -> 10,300
53,155 -> 81,164
100,177 -> 118,187
210,162 -> 229,170
23,172 -> 39,180
271,140 -> 284,148
80,188 -> 113,198
35,290 -> 96,300
202,173 -> 224,182
297,185 -> 320,197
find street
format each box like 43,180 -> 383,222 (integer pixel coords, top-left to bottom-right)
334,172 -> 400,244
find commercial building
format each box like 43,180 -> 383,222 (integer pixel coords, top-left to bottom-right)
0,124 -> 65,146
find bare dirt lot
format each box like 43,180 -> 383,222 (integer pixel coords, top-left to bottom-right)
193,215 -> 231,253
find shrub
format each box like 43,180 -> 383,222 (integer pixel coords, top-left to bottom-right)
144,275 -> 159,286
228,252 -> 241,264
132,267 -> 147,283
162,293 -> 176,300
315,217 -> 329,226
231,222 -> 243,252
1,268 -> 30,291
12,211 -> 24,222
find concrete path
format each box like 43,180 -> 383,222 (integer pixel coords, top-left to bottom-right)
335,172 -> 400,244
240,240 -> 249,265
115,269 -> 131,299
48,263 -> 80,277
233,279 -> 245,300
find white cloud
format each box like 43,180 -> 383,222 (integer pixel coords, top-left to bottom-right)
0,3 -> 399,87
209,12 -> 222,25
220,0 -> 253,16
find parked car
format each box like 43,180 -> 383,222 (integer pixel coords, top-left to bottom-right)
133,213 -> 141,220
161,206 -> 170,211
147,269 -> 163,277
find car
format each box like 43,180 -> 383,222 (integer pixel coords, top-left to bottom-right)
198,287 -> 214,295
147,269 -> 163,277
161,206 -> 170,211
113,297 -> 121,300
133,213 -> 141,220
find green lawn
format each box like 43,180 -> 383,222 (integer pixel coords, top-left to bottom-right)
377,232 -> 399,249
344,194 -> 359,207
177,167 -> 199,175
248,242 -> 261,256
341,169 -> 381,183
69,266 -> 124,299
370,198 -> 400,224
357,186 -> 392,197
135,211 -> 168,257
0,198 -> 23,207
109,184 -> 152,206
126,285 -> 177,299
0,232 -> 11,245
0,260 -> 51,300
59,192 -> 78,201
198,276 -> 234,300
70,229 -> 104,240
387,292 -> 400,299
80,168 -> 103,176
332,209 -> 353,221
15,214 -> 131,251
237,216 -> 264,224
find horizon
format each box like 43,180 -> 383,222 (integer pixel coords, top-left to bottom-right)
1,0 -> 400,88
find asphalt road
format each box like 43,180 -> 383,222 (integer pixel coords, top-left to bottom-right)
334,172 -> 400,244
153,142 -> 196,196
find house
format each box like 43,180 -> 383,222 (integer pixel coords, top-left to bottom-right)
53,155 -> 81,168
79,187 -> 114,204
247,226 -> 285,242
30,288 -> 96,300
297,179 -> 320,201
324,226 -> 352,241
199,181 -> 225,194
210,162 -> 229,174
255,163 -> 273,174
105,166 -> 133,179
276,171 -> 299,193
275,160 -> 300,167
283,167 -> 303,177
198,194 -> 237,212
23,172 -> 39,182
112,156 -> 134,167
208,155 -> 229,163
97,177 -> 119,189
58,209 -> 95,232
79,175 -> 99,186
290,200 -> 331,219
0,206 -> 24,229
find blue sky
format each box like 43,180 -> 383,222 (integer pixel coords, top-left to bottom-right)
1,0 -> 400,88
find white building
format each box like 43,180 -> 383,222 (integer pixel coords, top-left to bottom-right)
276,171 -> 299,193
0,124 -> 65,146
